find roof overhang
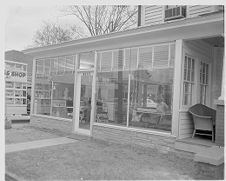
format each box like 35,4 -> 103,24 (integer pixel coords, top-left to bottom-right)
23,12 -> 224,58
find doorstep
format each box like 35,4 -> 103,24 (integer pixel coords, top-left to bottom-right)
174,137 -> 216,154
175,137 -> 224,166
194,146 -> 224,166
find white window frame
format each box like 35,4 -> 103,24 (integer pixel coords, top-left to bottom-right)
182,54 -> 195,107
199,61 -> 209,105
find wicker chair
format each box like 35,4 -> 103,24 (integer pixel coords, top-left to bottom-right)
188,104 -> 216,142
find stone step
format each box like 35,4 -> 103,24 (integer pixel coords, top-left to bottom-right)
175,140 -> 212,154
194,146 -> 224,166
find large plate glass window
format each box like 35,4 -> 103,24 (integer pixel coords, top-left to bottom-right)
96,49 -> 128,126
34,55 -> 75,119
95,43 -> 175,132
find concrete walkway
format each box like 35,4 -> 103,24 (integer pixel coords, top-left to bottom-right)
6,137 -> 77,153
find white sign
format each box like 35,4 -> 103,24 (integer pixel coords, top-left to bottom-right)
5,70 -> 27,82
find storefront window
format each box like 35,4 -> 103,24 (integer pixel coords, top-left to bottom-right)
51,82 -> 74,119
95,43 -> 175,132
129,69 -> 173,131
34,55 -> 75,119
96,71 -> 129,126
79,52 -> 94,70
95,49 -> 128,126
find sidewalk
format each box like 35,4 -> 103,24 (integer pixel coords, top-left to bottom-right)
6,137 -> 77,153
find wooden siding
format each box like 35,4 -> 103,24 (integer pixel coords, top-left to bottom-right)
212,48 -> 223,108
143,6 -> 164,26
141,5 -> 220,26
187,6 -> 215,18
178,111 -> 194,139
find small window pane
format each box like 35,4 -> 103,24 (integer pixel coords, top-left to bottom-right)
139,46 -> 152,70
130,48 -> 138,70
101,51 -> 112,71
169,44 -> 175,66
124,49 -> 130,70
112,50 -> 123,71
153,45 -> 169,68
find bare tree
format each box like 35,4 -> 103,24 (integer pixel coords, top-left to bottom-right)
32,22 -> 84,47
65,5 -> 138,36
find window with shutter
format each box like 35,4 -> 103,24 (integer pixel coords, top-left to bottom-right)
65,56 -> 74,73
100,51 -> 112,71
58,57 -> 65,74
130,48 -> 138,70
112,50 -> 124,71
169,44 -> 175,67
153,45 -> 169,68
44,59 -> 51,75
36,59 -> 44,74
138,46 -> 152,70
124,49 -> 130,70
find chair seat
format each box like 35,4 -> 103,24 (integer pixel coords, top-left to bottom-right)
189,104 -> 216,142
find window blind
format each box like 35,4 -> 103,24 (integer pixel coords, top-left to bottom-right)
138,46 -> 152,70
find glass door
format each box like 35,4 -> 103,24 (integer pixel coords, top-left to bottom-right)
79,72 -> 93,130
74,71 -> 93,135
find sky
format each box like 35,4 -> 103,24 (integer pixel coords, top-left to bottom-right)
5,6 -> 83,51
4,1 -> 225,51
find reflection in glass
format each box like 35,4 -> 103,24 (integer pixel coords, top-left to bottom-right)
79,74 -> 93,129
129,69 -> 173,131
79,52 -> 94,70
34,56 -> 75,118
96,71 -> 128,126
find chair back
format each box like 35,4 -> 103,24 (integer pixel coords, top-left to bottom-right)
189,103 -> 216,120
191,113 -> 213,131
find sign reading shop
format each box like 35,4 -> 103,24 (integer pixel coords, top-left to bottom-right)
5,70 -> 27,82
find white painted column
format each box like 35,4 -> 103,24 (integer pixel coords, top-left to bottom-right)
126,74 -> 131,127
90,51 -> 98,135
172,39 -> 183,137
72,54 -> 79,132
30,58 -> 36,115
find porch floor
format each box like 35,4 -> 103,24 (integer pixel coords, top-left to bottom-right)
174,136 -> 217,154
178,136 -> 216,147
174,136 -> 224,166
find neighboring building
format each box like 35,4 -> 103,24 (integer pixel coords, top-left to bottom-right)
5,61 -> 28,116
5,50 -> 33,115
23,5 -> 224,167
5,50 -> 33,86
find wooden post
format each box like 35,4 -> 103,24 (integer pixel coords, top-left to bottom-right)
172,39 -> 183,137
90,51 -> 97,135
72,54 -> 79,132
30,58 -> 36,115
116,49 -> 124,124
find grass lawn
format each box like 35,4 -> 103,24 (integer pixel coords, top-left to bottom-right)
6,122 -> 216,180
5,123 -> 60,144
6,139 -> 198,180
